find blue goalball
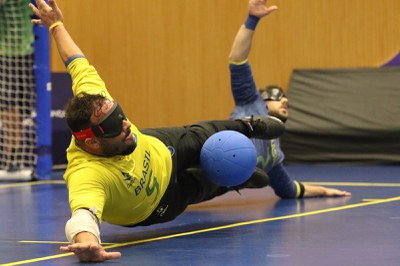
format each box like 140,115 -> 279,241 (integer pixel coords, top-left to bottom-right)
200,130 -> 257,187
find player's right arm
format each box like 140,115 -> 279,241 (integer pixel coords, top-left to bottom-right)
229,0 -> 277,63
228,0 -> 278,106
29,0 -> 84,63
61,169 -> 121,262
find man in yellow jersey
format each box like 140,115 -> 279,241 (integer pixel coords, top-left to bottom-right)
30,0 -> 285,262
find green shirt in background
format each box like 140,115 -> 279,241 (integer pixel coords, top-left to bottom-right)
0,0 -> 34,56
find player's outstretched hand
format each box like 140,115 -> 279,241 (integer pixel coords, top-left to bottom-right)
60,242 -> 121,262
323,187 -> 351,197
248,0 -> 278,18
29,0 -> 63,27
304,184 -> 351,198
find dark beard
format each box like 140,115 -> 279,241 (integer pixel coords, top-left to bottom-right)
100,141 -> 137,157
269,112 -> 287,123
120,142 -> 137,155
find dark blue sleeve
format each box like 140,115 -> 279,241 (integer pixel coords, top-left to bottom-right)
64,54 -> 86,68
268,163 -> 300,199
229,62 -> 259,106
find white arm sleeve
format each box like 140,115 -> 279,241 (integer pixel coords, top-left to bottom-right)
65,208 -> 101,244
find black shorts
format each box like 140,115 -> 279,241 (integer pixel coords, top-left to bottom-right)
133,120 -> 250,226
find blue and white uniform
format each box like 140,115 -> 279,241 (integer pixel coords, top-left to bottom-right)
229,61 -> 302,198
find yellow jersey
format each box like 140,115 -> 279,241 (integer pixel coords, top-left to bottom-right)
63,58 -> 172,225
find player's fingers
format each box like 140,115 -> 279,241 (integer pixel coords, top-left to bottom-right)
34,0 -> 48,9
60,243 -> 90,252
333,190 -> 351,197
266,5 -> 278,15
30,19 -> 42,25
105,252 -> 122,260
28,3 -> 40,17
59,246 -> 73,252
86,243 -> 103,251
48,0 -> 58,9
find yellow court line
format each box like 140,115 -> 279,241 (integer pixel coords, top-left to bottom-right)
3,195 -> 400,266
362,198 -> 387,202
303,181 -> 400,187
0,180 -> 65,189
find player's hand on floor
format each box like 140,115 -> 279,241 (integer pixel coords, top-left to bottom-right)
60,242 -> 121,262
323,187 -> 351,197
304,184 -> 351,197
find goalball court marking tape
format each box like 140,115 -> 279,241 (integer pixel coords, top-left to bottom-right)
3,194 -> 400,265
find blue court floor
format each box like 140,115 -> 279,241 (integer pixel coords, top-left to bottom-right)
0,165 -> 399,266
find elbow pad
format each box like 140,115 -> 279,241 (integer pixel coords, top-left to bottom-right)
65,209 -> 101,243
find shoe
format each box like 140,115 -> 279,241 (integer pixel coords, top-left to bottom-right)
239,115 -> 285,139
0,166 -> 34,181
235,167 -> 269,189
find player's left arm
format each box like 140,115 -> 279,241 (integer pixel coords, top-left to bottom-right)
268,163 -> 351,198
228,0 -> 278,106
229,0 -> 277,63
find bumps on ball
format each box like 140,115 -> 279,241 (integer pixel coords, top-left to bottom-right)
200,130 -> 257,187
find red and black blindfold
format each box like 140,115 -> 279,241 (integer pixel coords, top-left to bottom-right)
72,101 -> 127,141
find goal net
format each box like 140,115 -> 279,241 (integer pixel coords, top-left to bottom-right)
0,0 -> 52,181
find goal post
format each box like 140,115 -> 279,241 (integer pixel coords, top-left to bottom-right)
33,17 -> 52,180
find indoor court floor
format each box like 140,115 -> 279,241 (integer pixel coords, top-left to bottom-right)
0,165 -> 399,266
